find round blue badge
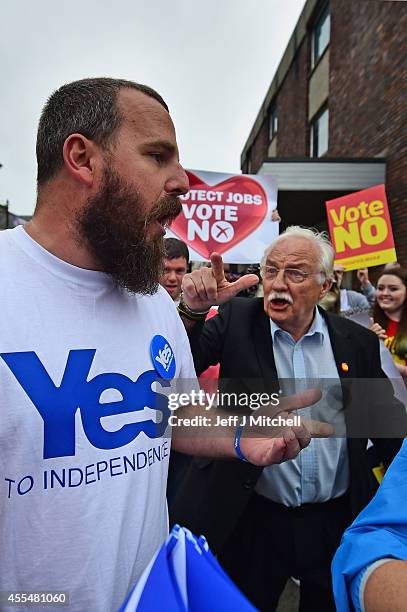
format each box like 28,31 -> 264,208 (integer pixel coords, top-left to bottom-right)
150,335 -> 176,380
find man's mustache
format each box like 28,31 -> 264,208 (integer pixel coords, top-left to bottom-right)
268,291 -> 294,304
145,195 -> 182,228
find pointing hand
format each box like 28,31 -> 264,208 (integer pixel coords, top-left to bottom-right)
181,252 -> 259,311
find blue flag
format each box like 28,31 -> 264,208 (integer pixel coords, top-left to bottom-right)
120,525 -> 257,611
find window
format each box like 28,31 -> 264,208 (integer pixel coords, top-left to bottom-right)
310,107 -> 329,157
269,106 -> 278,140
312,4 -> 330,68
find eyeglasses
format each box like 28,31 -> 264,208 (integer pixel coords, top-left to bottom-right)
261,265 -> 321,284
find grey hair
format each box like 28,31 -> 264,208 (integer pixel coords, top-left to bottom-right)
260,226 -> 334,283
36,77 -> 168,187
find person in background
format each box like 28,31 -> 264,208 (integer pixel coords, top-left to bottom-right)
356,267 -> 376,304
332,439 -> 407,612
370,267 -> 407,377
383,261 -> 401,273
271,208 -> 281,223
319,265 -> 375,316
159,237 -> 192,504
235,264 -> 262,298
160,237 -> 189,304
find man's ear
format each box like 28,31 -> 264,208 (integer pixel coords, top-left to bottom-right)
319,277 -> 333,300
62,134 -> 100,187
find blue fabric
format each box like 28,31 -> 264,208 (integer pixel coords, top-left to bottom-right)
138,544 -> 187,612
349,565 -> 367,612
185,534 -> 255,611
332,440 -> 407,611
120,526 -> 257,611
119,542 -> 187,612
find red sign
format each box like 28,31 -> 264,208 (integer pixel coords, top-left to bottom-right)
326,184 -> 396,270
170,171 -> 271,260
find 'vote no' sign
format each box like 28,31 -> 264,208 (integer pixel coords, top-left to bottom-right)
326,184 -> 397,270
168,170 -> 278,263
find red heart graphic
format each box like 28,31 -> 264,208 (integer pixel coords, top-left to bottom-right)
170,172 -> 268,259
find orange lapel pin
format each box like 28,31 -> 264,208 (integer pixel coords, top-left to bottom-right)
341,362 -> 349,372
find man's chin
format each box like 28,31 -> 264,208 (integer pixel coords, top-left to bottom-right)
265,302 -> 291,321
165,286 -> 176,294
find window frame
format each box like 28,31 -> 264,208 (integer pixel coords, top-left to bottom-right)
310,106 -> 329,158
268,106 -> 278,141
311,3 -> 330,69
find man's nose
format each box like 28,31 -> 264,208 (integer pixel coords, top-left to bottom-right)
165,164 -> 190,196
271,269 -> 288,289
167,270 -> 177,282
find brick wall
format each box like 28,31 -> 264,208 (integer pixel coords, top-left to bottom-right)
247,38 -> 310,173
245,0 -> 406,260
274,39 -> 310,158
329,0 -> 407,261
251,117 -> 269,174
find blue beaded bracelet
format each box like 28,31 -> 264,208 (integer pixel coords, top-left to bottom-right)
234,423 -> 249,462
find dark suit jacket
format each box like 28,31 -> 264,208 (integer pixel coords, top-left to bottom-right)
171,298 -> 406,552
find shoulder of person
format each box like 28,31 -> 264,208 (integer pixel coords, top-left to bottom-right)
346,289 -> 369,304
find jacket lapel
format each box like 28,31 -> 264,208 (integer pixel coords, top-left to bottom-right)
252,301 -> 279,394
320,308 -> 353,379
320,308 -> 355,414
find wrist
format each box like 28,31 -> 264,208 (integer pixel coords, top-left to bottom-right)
178,293 -> 210,321
234,423 -> 250,462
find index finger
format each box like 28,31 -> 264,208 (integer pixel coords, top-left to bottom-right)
278,388 -> 322,413
294,419 -> 334,438
226,274 -> 259,295
210,252 -> 225,284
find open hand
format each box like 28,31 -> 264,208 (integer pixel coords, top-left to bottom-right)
239,388 -> 334,466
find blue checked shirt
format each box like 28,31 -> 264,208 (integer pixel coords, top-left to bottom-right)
255,308 -> 349,507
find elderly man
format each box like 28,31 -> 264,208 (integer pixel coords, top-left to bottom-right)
0,80 -> 330,612
172,226 -> 405,612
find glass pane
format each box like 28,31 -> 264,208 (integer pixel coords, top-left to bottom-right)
314,7 -> 330,65
269,109 -> 278,140
317,108 -> 329,156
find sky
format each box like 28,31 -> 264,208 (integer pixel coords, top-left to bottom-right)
0,0 -> 305,216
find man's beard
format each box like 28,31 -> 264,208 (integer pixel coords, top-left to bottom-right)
76,166 -> 182,295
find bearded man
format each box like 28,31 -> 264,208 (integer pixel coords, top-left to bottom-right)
0,79 -> 331,612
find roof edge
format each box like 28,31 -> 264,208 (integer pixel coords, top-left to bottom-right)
240,0 -> 320,166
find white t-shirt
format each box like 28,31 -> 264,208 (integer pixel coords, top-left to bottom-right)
0,226 -> 196,612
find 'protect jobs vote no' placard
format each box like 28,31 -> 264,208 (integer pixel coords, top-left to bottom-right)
326,184 -> 397,271
166,169 -> 278,263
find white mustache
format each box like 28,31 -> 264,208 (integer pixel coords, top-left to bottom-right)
268,291 -> 293,305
